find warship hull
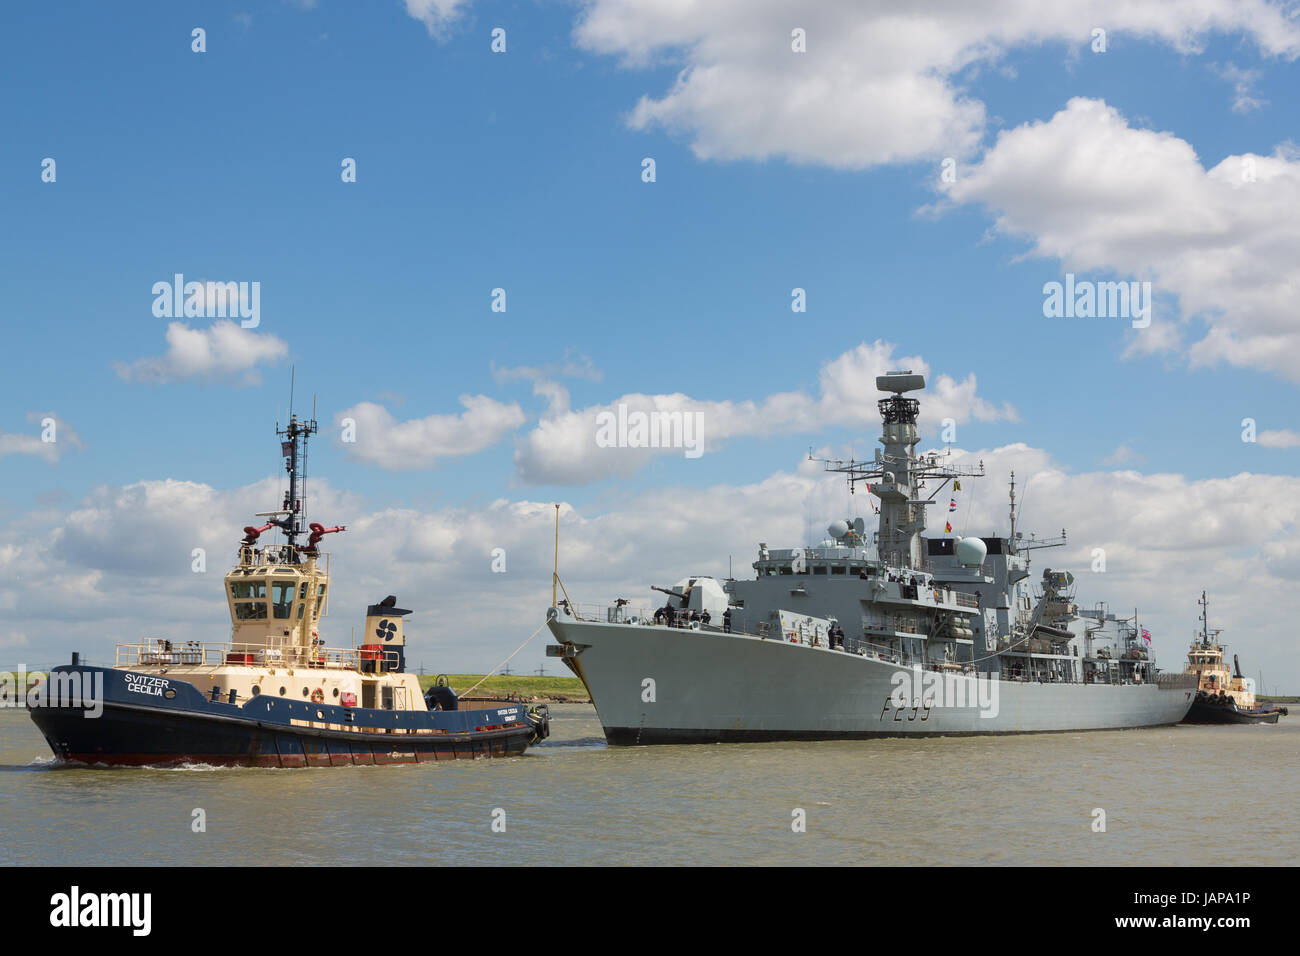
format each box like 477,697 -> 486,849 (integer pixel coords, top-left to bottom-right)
550,619 -> 1197,743
29,665 -> 546,767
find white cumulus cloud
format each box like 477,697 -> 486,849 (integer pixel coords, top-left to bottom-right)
115,321 -> 288,385
335,395 -> 527,469
1258,429 -> 1300,448
403,0 -> 473,37
0,412 -> 82,463
513,340 -> 1016,485
574,0 -> 1300,169
942,98 -> 1300,383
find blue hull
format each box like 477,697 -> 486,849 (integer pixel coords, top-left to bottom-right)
28,665 -> 546,767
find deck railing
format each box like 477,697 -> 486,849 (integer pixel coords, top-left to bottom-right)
115,640 -> 399,672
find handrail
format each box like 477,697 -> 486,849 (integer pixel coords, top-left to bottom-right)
115,639 -> 397,673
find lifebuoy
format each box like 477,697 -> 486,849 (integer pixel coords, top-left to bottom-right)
310,688 -> 324,703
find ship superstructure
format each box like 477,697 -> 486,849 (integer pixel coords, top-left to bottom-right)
546,371 -> 1195,742
30,403 -> 549,766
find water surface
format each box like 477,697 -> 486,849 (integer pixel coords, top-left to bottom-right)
2,707 -> 1295,865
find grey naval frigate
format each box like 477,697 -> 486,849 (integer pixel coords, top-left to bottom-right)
546,371 -> 1197,743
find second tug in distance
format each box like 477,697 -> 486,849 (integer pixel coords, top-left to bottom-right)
547,371 -> 1198,742
29,404 -> 550,766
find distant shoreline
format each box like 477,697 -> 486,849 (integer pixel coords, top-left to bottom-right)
418,673 -> 591,704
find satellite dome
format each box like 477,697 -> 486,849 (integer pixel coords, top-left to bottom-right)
955,536 -> 987,568
828,519 -> 850,539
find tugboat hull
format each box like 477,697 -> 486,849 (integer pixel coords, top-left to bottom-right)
29,665 -> 548,768
1182,695 -> 1286,726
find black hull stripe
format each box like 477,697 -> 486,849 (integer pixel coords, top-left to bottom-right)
603,723 -> 1184,745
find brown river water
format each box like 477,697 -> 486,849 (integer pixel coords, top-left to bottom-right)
2,706 -> 1296,866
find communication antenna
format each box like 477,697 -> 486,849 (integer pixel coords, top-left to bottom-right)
273,368 -> 319,551
1009,471 -> 1016,542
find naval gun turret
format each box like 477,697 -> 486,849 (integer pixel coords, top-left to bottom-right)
650,577 -> 728,623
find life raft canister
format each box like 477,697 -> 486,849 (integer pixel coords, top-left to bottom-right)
310,688 -> 324,703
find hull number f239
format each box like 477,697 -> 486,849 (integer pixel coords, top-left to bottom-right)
880,697 -> 932,722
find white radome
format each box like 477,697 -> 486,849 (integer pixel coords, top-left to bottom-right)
955,535 -> 987,568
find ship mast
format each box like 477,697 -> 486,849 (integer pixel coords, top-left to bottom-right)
816,371 -> 984,569
1009,471 -> 1016,542
269,370 -> 319,557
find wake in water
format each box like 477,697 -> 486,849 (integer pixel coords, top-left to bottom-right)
533,736 -> 608,749
0,755 -> 61,772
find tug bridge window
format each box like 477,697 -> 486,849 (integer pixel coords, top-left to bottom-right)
272,581 -> 295,619
231,580 -> 268,620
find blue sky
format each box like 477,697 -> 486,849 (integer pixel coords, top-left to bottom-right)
2,1 -> 1298,686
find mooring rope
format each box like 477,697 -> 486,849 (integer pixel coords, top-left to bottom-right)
459,620 -> 549,697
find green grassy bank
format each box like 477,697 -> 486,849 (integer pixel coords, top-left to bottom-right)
417,673 -> 590,702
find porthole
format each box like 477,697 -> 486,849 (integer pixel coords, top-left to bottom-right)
279,686 -> 287,696
302,687 -> 309,697
316,710 -> 324,719
251,686 -> 261,695
163,689 -> 176,700
332,688 -> 340,698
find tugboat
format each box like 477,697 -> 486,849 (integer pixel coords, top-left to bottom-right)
28,406 -> 550,766
1182,591 -> 1287,725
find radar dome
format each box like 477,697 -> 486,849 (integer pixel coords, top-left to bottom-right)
955,536 -> 987,568
827,519 -> 850,539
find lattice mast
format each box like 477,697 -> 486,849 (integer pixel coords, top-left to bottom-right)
818,371 -> 984,569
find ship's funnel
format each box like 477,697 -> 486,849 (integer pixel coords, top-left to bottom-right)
362,595 -> 411,673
